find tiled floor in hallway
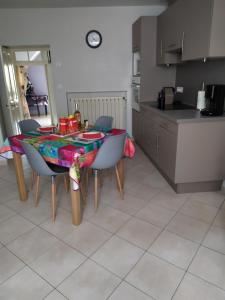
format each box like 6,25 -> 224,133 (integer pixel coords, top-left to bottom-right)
1,146 -> 225,299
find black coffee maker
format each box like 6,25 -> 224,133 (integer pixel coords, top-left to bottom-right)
201,84 -> 225,116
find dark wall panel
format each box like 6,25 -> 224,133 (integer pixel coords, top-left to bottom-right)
175,60 -> 225,106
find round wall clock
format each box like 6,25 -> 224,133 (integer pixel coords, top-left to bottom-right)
86,30 -> 102,49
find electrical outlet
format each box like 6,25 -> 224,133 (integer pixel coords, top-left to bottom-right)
176,87 -> 184,93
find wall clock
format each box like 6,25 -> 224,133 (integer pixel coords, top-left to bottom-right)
86,30 -> 102,49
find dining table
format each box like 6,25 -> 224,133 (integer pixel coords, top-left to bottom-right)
0,128 -> 135,226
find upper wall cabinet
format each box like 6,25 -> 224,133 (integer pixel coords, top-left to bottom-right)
132,18 -> 141,52
156,12 -> 181,65
157,0 -> 225,64
132,16 -> 176,102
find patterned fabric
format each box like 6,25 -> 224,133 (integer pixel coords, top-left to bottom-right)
0,129 -> 135,190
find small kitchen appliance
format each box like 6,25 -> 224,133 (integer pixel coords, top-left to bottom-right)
201,84 -> 225,116
157,87 -> 175,109
164,87 -> 175,105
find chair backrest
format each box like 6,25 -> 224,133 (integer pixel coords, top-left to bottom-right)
94,116 -> 113,129
18,119 -> 40,134
19,140 -> 55,176
91,133 -> 126,170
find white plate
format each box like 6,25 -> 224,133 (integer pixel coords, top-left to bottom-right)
37,126 -> 56,133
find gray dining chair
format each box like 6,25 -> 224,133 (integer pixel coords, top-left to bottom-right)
94,116 -> 113,129
20,140 -> 69,222
87,133 -> 126,210
18,119 -> 40,134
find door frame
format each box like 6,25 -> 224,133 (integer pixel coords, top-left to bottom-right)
0,46 -> 22,136
10,45 -> 57,125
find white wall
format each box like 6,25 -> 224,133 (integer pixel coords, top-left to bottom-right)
0,5 -> 166,134
28,65 -> 48,95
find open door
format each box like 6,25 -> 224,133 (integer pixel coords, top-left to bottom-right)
0,46 -> 22,136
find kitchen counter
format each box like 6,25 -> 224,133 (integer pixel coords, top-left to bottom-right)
133,103 -> 225,193
141,102 -> 225,124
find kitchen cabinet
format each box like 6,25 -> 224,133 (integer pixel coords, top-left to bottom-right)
142,110 -> 159,163
137,103 -> 225,193
156,14 -> 181,65
158,124 -> 177,180
157,0 -> 225,64
163,0 -> 185,53
132,18 -> 141,52
132,109 -> 142,144
182,0 -> 212,61
132,16 -> 176,103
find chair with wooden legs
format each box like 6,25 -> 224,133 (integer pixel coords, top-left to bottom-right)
19,140 -> 69,222
18,119 -> 41,187
18,119 -> 40,134
88,133 -> 126,210
94,116 -> 113,129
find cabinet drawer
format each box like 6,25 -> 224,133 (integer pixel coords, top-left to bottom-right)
159,119 -> 177,135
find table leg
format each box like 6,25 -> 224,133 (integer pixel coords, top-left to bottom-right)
70,179 -> 81,226
117,158 -> 124,190
13,152 -> 28,201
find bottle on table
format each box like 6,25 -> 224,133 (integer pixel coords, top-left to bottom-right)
74,103 -> 81,129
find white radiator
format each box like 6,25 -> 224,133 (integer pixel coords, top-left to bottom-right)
67,92 -> 127,129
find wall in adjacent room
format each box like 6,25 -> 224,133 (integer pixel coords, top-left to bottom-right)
27,65 -> 48,96
175,59 -> 225,106
0,5 -> 167,133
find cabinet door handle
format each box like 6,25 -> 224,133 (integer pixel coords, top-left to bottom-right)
181,32 -> 185,54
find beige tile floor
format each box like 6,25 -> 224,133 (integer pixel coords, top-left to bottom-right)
1,146 -> 225,299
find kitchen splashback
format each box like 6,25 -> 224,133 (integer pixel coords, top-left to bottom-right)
175,60 -> 225,106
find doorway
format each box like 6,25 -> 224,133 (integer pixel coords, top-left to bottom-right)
16,64 -> 51,126
0,46 -> 56,136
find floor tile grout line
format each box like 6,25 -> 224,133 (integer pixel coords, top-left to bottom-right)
0,246 -> 26,286
177,205 -> 220,225
187,271 -> 225,293
2,200 -> 224,298
42,288 -> 70,300
116,212 -> 176,299
118,189 -> 194,300
147,244 -> 195,272
0,244 -> 57,290
103,278 -> 124,300
2,154 -> 225,299
123,279 -> 158,300
106,279 -> 156,300
171,198 -> 225,299
0,222 -> 37,247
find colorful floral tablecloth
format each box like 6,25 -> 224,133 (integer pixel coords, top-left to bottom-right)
0,129 -> 135,190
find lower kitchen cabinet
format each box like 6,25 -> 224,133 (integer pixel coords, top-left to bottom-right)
158,125 -> 177,181
132,109 -> 142,144
133,104 -> 225,193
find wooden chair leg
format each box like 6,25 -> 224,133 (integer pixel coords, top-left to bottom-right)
115,166 -> 124,200
63,174 -> 70,192
94,169 -> 99,210
34,175 -> 40,206
51,176 -> 57,222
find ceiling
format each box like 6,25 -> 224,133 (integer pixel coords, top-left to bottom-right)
0,0 -> 168,9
